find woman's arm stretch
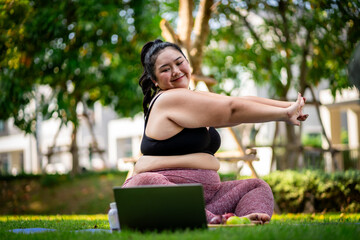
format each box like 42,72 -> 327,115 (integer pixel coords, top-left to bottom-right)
158,90 -> 306,129
197,91 -> 295,108
239,96 -> 293,108
133,153 -> 220,175
239,95 -> 308,121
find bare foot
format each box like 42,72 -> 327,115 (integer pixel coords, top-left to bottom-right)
243,213 -> 271,225
209,213 -> 235,224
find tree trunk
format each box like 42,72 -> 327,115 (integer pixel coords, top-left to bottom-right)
190,0 -> 213,75
70,123 -> 80,175
270,122 -> 280,171
308,85 -> 339,170
285,124 -> 301,169
82,103 -> 105,164
178,0 -> 194,52
160,0 -> 216,88
44,120 -> 63,171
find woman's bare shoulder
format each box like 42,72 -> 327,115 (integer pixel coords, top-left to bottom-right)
158,88 -> 216,101
155,88 -> 197,104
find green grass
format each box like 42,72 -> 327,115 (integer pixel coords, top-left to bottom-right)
1,214 -> 359,240
2,172 -> 360,239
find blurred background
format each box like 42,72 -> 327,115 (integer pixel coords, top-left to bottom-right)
1,0 -> 359,214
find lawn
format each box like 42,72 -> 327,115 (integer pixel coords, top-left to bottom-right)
1,213 -> 359,240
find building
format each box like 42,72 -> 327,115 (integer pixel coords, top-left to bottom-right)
0,85 -> 358,176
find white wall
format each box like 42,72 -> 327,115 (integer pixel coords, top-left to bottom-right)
108,115 -> 144,169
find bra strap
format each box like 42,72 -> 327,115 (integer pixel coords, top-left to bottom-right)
144,93 -> 163,127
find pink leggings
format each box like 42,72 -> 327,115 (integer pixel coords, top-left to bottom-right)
122,169 -> 274,222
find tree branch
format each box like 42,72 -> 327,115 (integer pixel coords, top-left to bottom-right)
160,19 -> 180,44
191,0 -> 213,74
278,0 -> 292,94
191,74 -> 217,86
299,30 -> 311,94
82,101 -> 105,162
178,0 -> 194,51
308,85 -> 334,153
45,119 -> 63,166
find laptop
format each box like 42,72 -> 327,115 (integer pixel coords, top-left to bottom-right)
113,183 -> 208,231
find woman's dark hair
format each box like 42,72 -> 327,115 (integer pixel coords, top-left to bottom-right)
139,39 -> 187,115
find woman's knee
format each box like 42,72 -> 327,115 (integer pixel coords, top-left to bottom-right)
249,178 -> 272,191
123,172 -> 172,187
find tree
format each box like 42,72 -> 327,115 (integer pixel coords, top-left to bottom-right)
158,0 -> 218,88
0,0 -> 162,174
2,0 -> 358,173
158,0 -> 359,169
209,0 -> 359,168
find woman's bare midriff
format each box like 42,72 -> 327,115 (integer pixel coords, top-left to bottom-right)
133,153 -> 220,175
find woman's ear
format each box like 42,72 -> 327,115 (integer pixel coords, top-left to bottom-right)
151,79 -> 158,87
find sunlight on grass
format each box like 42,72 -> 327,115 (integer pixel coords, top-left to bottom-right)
1,213 -> 359,224
272,213 -> 360,222
0,214 -> 108,222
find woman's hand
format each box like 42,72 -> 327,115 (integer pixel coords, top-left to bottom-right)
297,96 -> 309,121
286,93 -> 308,125
133,155 -> 154,175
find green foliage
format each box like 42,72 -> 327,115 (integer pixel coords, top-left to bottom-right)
2,170 -> 359,215
205,0 -> 359,98
0,171 -> 128,214
219,172 -> 238,181
302,133 -> 322,148
263,170 -> 360,213
40,174 -> 71,187
341,129 -> 349,144
0,0 -> 162,132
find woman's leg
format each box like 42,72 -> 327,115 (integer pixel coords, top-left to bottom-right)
206,178 -> 274,219
130,169 -> 222,222
122,171 -> 273,223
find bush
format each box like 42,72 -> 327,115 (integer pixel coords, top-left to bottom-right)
0,171 -> 128,214
302,133 -> 322,148
263,170 -> 360,213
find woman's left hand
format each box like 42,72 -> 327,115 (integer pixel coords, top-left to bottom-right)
297,96 -> 309,121
133,156 -> 153,175
286,93 -> 308,125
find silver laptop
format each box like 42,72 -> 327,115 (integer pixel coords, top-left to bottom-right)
113,183 -> 208,231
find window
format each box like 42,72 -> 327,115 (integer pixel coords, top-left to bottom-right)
0,153 -> 9,175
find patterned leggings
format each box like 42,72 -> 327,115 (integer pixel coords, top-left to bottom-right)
122,169 -> 274,222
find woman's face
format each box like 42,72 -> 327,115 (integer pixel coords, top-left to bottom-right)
153,47 -> 191,90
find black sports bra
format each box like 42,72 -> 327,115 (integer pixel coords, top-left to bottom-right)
141,94 -> 221,156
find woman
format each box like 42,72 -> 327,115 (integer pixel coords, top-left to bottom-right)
122,39 -> 308,224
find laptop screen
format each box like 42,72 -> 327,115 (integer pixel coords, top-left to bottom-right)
113,183 -> 208,231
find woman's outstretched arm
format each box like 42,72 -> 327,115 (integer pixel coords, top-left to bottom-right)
154,89 -> 307,129
201,91 -> 294,108
195,91 -> 308,122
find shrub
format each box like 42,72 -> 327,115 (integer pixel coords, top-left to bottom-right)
302,133 -> 322,148
263,170 -> 360,213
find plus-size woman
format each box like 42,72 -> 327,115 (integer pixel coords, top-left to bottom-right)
122,39 -> 308,224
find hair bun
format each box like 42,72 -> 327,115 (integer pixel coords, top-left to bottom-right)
154,39 -> 163,44
141,39 -> 163,66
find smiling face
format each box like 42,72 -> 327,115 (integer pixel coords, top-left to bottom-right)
152,47 -> 191,90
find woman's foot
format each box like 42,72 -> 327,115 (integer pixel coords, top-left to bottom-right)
209,213 -> 235,224
242,213 -> 270,224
